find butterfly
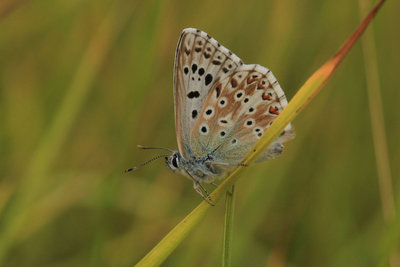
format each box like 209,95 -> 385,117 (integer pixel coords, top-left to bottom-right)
126,28 -> 294,205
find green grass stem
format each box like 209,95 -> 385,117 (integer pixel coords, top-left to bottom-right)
358,0 -> 395,222
222,185 -> 236,267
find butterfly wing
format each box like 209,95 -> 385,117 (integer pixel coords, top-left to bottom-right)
174,28 -> 243,159
190,60 -> 294,164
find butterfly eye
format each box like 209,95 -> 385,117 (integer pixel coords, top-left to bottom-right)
172,156 -> 179,168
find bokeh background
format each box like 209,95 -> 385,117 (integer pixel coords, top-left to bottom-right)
0,0 -> 399,266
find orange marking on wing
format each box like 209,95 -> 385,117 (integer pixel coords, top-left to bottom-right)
230,78 -> 238,88
257,82 -> 265,89
262,92 -> 271,100
215,83 -> 222,97
247,77 -> 257,84
269,106 -> 280,115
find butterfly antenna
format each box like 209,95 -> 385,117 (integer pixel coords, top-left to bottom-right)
124,154 -> 170,173
137,145 -> 175,153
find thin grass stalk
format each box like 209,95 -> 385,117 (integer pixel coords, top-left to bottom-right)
222,185 -> 236,267
135,1 -> 386,266
358,0 -> 395,223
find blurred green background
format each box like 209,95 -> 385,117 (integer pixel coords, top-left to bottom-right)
0,0 -> 399,266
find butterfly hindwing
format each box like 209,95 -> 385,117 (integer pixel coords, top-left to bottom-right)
190,63 -> 293,164
174,28 -> 242,158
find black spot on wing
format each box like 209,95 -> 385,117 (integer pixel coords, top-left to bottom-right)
192,64 -> 197,73
187,91 -> 200,99
205,74 -> 213,86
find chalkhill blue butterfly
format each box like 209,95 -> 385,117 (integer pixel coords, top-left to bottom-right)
126,28 -> 294,204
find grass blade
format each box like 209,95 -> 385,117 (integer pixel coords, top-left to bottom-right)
222,185 -> 236,267
358,0 -> 395,222
135,1 -> 386,266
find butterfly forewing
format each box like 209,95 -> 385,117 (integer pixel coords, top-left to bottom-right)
174,28 -> 242,158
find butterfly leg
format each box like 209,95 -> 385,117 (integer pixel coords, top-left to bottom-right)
193,181 -> 215,206
210,182 -> 219,187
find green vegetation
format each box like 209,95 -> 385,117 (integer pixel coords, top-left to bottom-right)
0,0 -> 397,266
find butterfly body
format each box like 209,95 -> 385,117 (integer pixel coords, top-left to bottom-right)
165,151 -> 224,183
